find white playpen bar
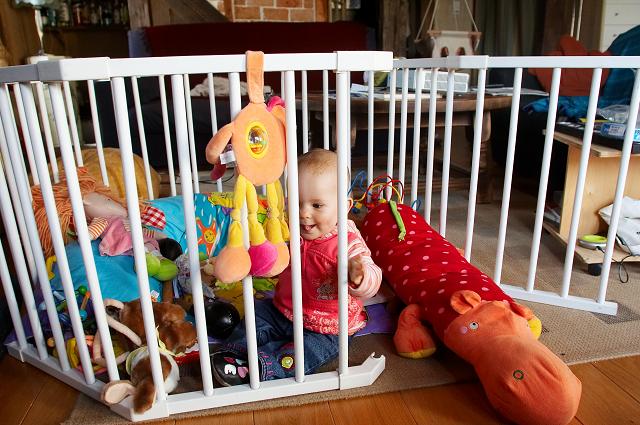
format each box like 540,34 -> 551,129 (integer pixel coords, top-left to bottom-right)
0,51 -> 391,421
391,55 -> 640,316
1,69 -> 123,393
0,89 -> 37,279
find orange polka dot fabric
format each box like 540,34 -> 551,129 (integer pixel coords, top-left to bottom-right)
360,203 -> 514,339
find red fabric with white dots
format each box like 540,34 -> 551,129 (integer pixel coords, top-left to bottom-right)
360,203 -> 514,340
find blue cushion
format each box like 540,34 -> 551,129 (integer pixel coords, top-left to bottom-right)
148,195 -> 187,244
50,240 -> 162,302
149,194 -> 231,257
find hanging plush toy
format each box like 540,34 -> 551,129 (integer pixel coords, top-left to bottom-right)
205,51 -> 289,284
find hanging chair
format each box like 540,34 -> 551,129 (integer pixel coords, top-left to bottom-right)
415,0 -> 482,58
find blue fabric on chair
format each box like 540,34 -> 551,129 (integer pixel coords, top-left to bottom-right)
525,25 -> 640,118
601,25 -> 640,104
524,94 -> 631,120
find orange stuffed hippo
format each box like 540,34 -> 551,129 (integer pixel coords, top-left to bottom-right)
444,290 -> 581,425
360,201 -> 581,425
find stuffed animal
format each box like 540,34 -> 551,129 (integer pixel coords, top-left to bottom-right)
360,202 -> 582,425
96,299 -> 197,413
31,167 -> 178,281
56,147 -> 161,199
205,51 -> 289,284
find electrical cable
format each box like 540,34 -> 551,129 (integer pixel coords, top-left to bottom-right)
596,246 -> 634,283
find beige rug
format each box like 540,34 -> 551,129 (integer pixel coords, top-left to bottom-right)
63,190 -> 640,424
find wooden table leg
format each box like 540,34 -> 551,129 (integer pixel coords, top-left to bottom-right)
330,116 -> 358,149
474,112 -> 494,203
349,116 -> 358,148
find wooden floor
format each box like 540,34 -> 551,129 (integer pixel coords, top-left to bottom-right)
1,353 -> 639,425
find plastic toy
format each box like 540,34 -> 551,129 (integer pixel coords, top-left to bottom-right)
360,202 -> 582,425
46,255 -> 57,279
48,285 -> 93,327
47,334 -> 116,374
201,299 -> 240,340
78,288 -> 91,320
205,51 -> 289,284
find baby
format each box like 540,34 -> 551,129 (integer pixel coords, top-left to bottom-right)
211,149 -> 382,385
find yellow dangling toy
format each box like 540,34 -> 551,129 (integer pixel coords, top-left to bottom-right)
205,51 -> 289,284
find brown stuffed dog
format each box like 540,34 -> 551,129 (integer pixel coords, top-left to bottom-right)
95,299 -> 197,413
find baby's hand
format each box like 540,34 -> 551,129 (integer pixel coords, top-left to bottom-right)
348,255 -> 365,287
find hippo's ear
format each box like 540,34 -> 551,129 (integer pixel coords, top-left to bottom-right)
450,290 -> 482,315
509,301 -> 534,320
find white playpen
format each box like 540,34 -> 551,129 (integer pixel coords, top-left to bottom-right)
0,51 -> 638,421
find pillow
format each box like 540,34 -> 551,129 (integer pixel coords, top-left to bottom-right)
147,195 -> 186,243
148,194 -> 231,257
529,35 -> 611,97
56,148 -> 161,199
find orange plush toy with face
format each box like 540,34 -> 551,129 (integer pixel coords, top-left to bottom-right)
360,202 -> 581,425
205,51 -> 289,284
444,290 -> 582,425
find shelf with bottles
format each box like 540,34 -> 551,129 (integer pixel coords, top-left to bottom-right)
40,0 -> 130,30
43,24 -> 129,32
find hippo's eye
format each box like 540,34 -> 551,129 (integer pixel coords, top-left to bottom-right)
469,321 -> 479,330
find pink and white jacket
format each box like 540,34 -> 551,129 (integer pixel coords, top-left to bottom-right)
273,220 -> 382,335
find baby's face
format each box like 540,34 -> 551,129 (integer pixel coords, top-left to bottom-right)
298,168 -> 338,240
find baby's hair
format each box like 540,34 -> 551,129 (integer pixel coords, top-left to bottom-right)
298,148 -> 336,175
298,149 -> 351,184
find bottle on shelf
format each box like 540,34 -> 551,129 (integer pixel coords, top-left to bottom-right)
71,1 -> 83,26
45,0 -> 130,29
101,0 -> 113,26
120,1 -> 129,25
89,1 -> 99,25
113,0 -> 121,25
81,1 -> 91,25
39,7 -> 50,27
46,6 -> 58,27
58,0 -> 71,27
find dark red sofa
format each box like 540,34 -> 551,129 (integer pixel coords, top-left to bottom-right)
97,21 -> 375,169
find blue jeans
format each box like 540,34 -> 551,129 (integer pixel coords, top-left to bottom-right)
223,299 -> 344,381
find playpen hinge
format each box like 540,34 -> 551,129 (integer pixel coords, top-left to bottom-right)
338,353 -> 386,390
6,341 -> 26,362
110,397 -> 170,422
444,55 -> 489,72
335,51 -> 393,74
37,57 -> 111,83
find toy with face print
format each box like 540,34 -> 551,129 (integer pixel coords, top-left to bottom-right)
205,51 -> 289,284
360,202 -> 581,425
